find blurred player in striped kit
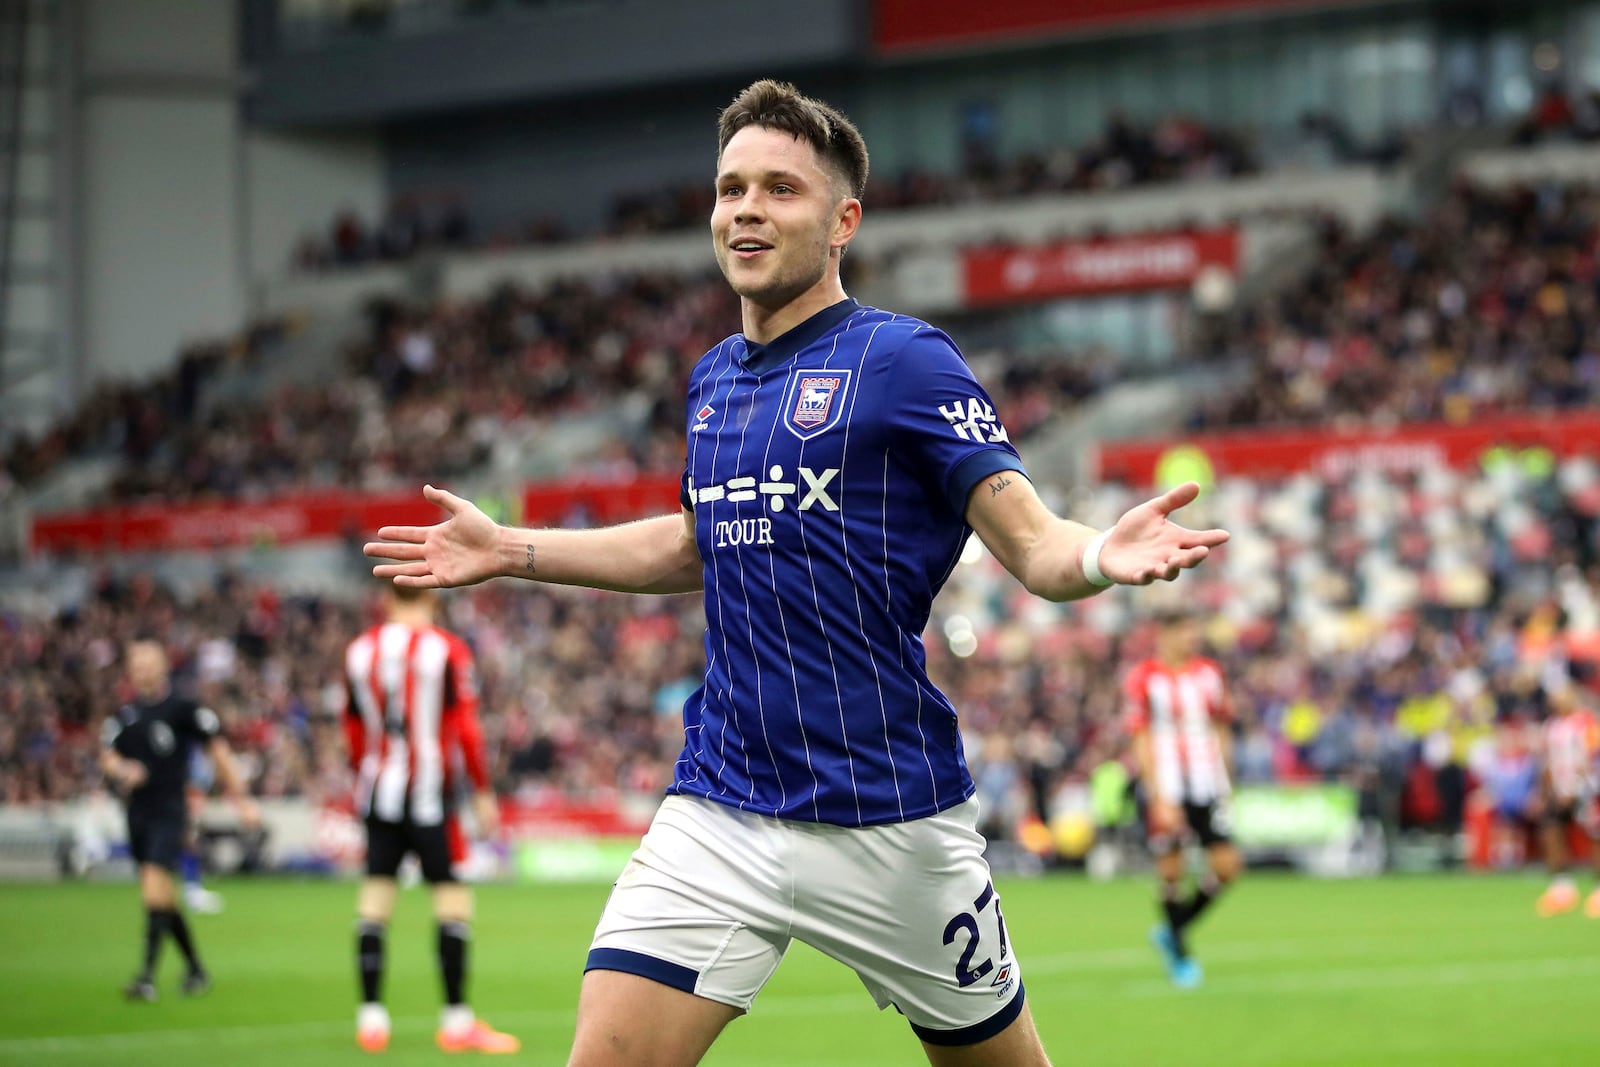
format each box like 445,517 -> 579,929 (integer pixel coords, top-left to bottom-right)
1534,676 -> 1600,918
343,584 -> 517,1054
367,80 -> 1229,1066
1126,611 -> 1241,988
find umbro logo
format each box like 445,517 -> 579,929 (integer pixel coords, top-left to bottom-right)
692,403 -> 716,432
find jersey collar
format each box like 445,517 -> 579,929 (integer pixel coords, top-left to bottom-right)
739,298 -> 860,376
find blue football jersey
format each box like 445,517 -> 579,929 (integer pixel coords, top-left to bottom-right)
669,299 -> 1025,826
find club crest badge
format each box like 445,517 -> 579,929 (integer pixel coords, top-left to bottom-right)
783,370 -> 852,441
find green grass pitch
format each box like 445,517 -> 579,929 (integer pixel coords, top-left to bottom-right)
0,872 -> 1596,1066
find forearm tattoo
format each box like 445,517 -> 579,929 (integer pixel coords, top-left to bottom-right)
525,544 -> 536,575
988,475 -> 1013,497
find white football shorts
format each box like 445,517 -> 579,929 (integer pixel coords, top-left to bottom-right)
586,793 -> 1025,1046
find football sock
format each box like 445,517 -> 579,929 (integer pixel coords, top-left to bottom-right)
1159,881 -> 1188,957
142,908 -> 169,979
438,920 -> 469,1007
164,909 -> 203,973
180,851 -> 202,887
1181,873 -> 1224,930
358,920 -> 386,1004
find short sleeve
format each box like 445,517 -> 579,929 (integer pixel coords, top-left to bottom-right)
883,329 -> 1025,517
101,713 -> 126,751
444,636 -> 480,709
190,703 -> 222,740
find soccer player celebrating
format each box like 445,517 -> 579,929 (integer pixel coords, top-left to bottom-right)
343,584 -> 518,1054
100,639 -> 258,1002
1534,679 -> 1600,917
367,80 -> 1228,1066
1125,610 -> 1241,988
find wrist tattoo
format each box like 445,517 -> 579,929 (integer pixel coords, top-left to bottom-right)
525,544 -> 536,575
988,475 -> 1013,497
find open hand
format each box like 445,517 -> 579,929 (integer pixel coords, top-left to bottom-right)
364,485 -> 502,589
1099,482 -> 1229,585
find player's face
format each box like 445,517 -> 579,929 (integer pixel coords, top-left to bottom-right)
127,642 -> 169,698
712,126 -> 849,309
1158,618 -> 1199,661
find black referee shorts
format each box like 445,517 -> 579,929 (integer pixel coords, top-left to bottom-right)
127,811 -> 186,871
364,815 -> 459,884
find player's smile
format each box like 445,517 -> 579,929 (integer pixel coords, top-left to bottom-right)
728,235 -> 774,262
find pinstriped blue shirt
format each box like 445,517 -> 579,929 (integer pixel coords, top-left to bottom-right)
670,299 -> 1024,826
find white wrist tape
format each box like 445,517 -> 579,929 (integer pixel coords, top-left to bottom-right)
1081,529 -> 1114,588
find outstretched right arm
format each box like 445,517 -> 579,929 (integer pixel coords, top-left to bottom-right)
365,484 -> 703,594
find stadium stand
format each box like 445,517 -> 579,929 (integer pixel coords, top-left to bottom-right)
296,111 -> 1263,266
1190,180 -> 1600,430
7,445 -> 1596,872
7,0 -> 1600,887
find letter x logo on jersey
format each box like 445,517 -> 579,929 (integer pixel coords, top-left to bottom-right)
782,370 -> 852,441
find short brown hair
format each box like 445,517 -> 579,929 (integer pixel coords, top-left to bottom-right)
386,583 -> 437,608
717,80 -> 869,200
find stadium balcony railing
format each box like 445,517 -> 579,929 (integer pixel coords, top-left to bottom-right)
1459,140 -> 1600,188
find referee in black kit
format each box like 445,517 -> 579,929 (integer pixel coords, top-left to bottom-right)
99,639 -> 259,1001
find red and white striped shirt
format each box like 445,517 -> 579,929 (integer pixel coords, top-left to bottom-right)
1543,707 -> 1599,802
344,622 -> 489,825
1124,657 -> 1232,804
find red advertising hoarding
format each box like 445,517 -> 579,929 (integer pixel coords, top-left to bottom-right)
30,476 -> 682,555
519,476 -> 682,530
875,0 -> 1337,54
37,411 -> 1600,553
1095,412 -> 1600,485
962,229 -> 1238,306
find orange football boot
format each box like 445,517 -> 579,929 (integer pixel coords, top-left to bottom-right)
436,1019 -> 520,1054
1537,881 -> 1579,917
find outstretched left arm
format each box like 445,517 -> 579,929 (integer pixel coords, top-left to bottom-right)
965,473 -> 1229,602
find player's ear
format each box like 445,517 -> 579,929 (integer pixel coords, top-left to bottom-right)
832,196 -> 861,253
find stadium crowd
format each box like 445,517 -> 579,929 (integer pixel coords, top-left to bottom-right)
18,174 -> 1600,514
1192,180 -> 1600,429
1,272 -> 1101,506
5,452 -> 1597,866
1,277 -> 737,505
5,143 -> 1599,860
295,110 -> 1259,268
